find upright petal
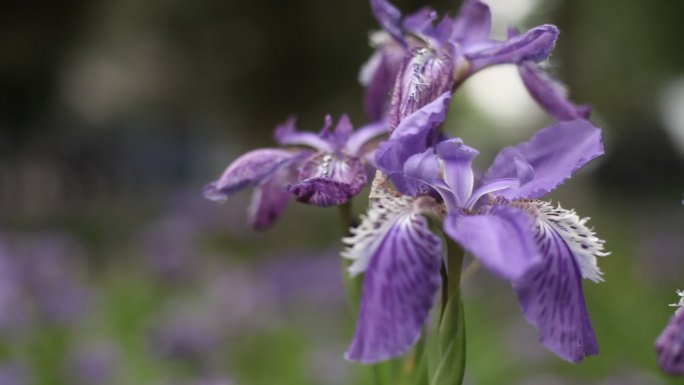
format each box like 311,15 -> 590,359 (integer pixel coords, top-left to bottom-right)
656,307 -> 684,375
360,43 -> 405,121
443,205 -> 539,281
485,119 -> 604,200
519,62 -> 591,121
451,0 -> 492,46
464,25 -> 559,74
389,48 -> 454,128
436,138 -> 478,208
512,200 -> 604,362
345,120 -> 389,157
370,0 -> 405,45
376,92 -> 452,195
402,7 -> 438,33
274,117 -> 335,153
342,185 -> 443,363
287,153 -> 367,207
204,148 -> 303,202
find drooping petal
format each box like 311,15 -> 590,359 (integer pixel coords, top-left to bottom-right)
443,205 -> 539,281
342,184 -> 443,363
656,307 -> 684,375
451,0 -> 492,46
436,138 -> 478,208
512,200 -> 604,362
273,117 -> 335,153
519,62 -> 591,121
287,153 -> 367,207
370,0 -> 405,45
204,148 -> 304,202
376,92 -> 452,195
247,175 -> 293,230
484,119 -> 604,200
464,24 -> 559,74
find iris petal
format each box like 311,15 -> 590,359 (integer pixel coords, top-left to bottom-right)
343,188 -> 442,363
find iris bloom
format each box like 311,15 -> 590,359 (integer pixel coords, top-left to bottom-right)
343,94 -> 607,363
204,116 -> 386,229
360,0 -> 559,125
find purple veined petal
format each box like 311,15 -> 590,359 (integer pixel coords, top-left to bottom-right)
484,119 -> 604,200
370,0 -> 405,45
401,148 -> 455,205
402,7 -> 437,33
248,173 -> 293,231
376,92 -> 452,195
656,307 -> 684,375
511,199 -> 606,362
346,120 -> 389,157
203,148 -> 304,202
273,117 -> 335,153
519,62 -> 591,121
464,24 -> 559,75
287,153 -> 368,207
436,138 -> 479,208
342,190 -> 443,363
443,205 -> 540,281
451,0 -> 492,46
390,48 -> 454,127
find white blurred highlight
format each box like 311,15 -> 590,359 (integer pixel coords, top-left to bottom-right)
659,77 -> 684,157
462,65 -> 543,131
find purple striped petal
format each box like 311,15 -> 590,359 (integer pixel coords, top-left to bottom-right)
656,307 -> 684,375
512,201 -> 602,362
451,0 -> 492,46
204,148 -> 303,202
389,49 -> 454,128
465,25 -> 559,74
484,119 -> 604,200
343,193 -> 442,363
443,205 -> 539,281
519,62 -> 591,121
287,153 -> 367,207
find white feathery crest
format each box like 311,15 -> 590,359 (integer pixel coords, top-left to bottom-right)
534,201 -> 609,283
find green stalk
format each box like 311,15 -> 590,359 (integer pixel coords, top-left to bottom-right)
427,238 -> 466,385
338,201 -> 362,312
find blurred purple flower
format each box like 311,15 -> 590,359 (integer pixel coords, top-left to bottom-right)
150,310 -> 222,363
0,362 -> 30,385
205,116 -> 387,230
141,215 -> 200,281
13,234 -> 90,325
64,343 -> 119,385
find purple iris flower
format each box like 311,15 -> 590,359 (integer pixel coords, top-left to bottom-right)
204,115 -> 386,230
361,0 -> 559,126
344,101 -> 607,362
656,306 -> 684,375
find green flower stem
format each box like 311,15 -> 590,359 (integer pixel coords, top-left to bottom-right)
427,238 -> 466,385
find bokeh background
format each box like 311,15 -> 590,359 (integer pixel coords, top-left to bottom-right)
1,0 -> 684,384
